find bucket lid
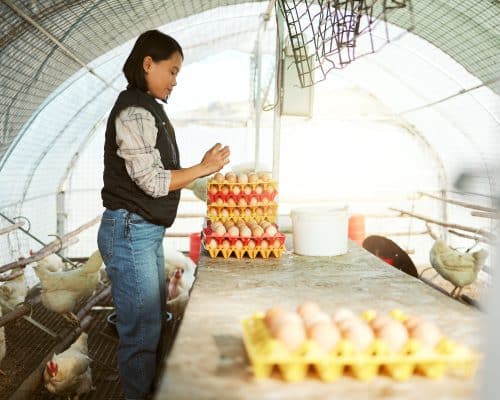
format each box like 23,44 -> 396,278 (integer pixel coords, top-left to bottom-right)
291,205 -> 348,216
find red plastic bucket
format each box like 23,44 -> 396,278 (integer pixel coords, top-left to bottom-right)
348,214 -> 365,245
189,232 -> 201,263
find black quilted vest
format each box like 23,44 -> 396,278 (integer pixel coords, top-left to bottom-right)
101,88 -> 181,227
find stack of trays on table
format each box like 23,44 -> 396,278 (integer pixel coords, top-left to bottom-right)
202,171 -> 285,259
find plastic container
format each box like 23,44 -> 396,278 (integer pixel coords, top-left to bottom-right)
291,205 -> 348,256
189,232 -> 201,263
348,214 -> 365,245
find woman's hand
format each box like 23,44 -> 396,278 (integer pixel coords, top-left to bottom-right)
200,143 -> 230,176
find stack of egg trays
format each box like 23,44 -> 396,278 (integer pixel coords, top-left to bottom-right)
202,226 -> 286,259
241,312 -> 481,382
206,179 -> 278,223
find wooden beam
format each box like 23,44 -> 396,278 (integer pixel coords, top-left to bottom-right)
390,207 -> 496,241
0,215 -> 100,274
471,210 -> 499,219
419,191 -> 496,212
0,220 -> 24,236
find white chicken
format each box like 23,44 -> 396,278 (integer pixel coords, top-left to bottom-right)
0,270 -> 28,313
43,332 -> 93,399
32,251 -> 65,272
34,250 -> 103,324
429,239 -> 488,297
1,307 -> 6,370
165,250 -> 197,316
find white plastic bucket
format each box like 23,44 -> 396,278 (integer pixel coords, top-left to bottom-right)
291,205 -> 348,256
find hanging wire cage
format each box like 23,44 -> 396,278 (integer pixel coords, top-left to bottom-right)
278,0 -> 414,87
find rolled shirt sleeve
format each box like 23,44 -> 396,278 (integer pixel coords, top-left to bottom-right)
115,106 -> 172,198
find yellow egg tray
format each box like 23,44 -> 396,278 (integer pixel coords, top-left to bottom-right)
241,313 -> 481,382
207,213 -> 277,224
204,245 -> 285,259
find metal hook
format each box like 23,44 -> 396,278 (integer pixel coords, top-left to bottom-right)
12,215 -> 31,232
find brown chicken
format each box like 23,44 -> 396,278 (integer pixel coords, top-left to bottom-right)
34,250 -> 103,324
43,332 -> 93,399
429,239 -> 488,297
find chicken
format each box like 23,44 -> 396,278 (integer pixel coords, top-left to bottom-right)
1,307 -> 6,371
429,239 -> 488,297
32,250 -> 65,272
0,270 -> 28,313
43,332 -> 93,399
165,250 -> 197,316
34,250 -> 103,325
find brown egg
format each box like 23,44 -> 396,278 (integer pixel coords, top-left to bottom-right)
216,198 -> 224,206
251,226 -> 264,237
264,306 -> 286,328
240,226 -> 252,238
255,207 -> 264,216
341,320 -> 374,351
247,240 -> 256,249
244,208 -> 252,217
297,301 -> 322,319
232,186 -> 241,196
227,198 -> 236,207
209,186 -> 218,195
225,172 -> 236,183
214,173 -> 224,183
232,208 -> 241,217
222,239 -> 231,249
265,225 -> 277,237
228,226 -> 240,237
208,238 -> 218,249
260,221 -> 271,229
238,198 -> 247,207
213,225 -> 226,237
408,320 -> 442,349
237,173 -> 248,184
244,185 -> 252,195
273,321 -> 306,351
259,172 -> 271,182
302,311 -> 331,329
260,239 -> 269,250
262,197 -> 270,206
235,239 -> 244,250
248,173 -> 259,183
255,185 -> 263,195
374,320 -> 409,352
221,185 -> 229,195
249,197 -> 258,206
370,315 -> 394,331
221,208 -> 230,218
273,238 -> 282,249
332,308 -> 356,324
307,321 -> 341,352
208,207 -> 218,217
223,220 -> 235,229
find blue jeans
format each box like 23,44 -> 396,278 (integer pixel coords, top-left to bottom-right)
97,208 -> 166,399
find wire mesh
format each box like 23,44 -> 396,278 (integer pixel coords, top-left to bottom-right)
278,0 -> 414,87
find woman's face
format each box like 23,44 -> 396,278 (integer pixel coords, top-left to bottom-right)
143,51 -> 182,101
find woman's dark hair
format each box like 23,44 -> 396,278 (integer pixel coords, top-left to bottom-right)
123,30 -> 183,91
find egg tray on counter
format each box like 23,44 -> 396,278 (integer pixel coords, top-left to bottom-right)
241,312 -> 481,382
202,230 -> 286,259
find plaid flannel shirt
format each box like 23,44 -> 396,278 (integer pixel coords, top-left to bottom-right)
115,106 -> 172,198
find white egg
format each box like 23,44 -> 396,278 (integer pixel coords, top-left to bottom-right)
237,173 -> 248,184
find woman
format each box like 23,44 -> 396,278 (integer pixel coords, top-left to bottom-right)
97,30 -> 229,400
